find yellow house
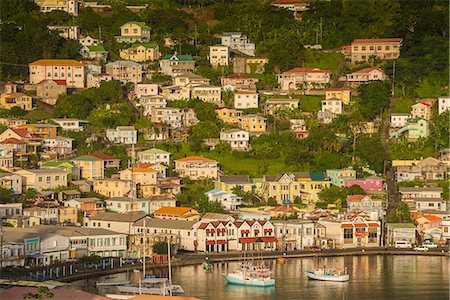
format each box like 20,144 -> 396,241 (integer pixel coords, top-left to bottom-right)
262,172 -> 331,205
59,206 -> 78,224
119,167 -> 158,197
0,93 -> 33,110
325,88 -> 351,105
116,21 -> 151,43
119,43 -> 161,62
93,178 -> 134,198
215,108 -> 243,124
14,169 -> 69,192
239,114 -> 267,133
72,155 -> 104,180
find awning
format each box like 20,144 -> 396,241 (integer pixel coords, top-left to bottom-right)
341,224 -> 354,228
216,240 -> 226,245
368,223 -> 379,227
239,237 -> 258,244
261,236 -> 278,243
354,224 -> 369,228
206,240 -> 215,245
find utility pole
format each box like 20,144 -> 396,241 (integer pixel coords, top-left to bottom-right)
143,218 -> 146,277
168,241 -> 173,296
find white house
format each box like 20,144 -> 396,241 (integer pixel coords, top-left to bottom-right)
86,73 -> 112,88
346,68 -> 386,87
204,189 -> 242,211
221,32 -> 255,56
321,98 -> 342,115
52,118 -> 87,131
234,91 -> 258,109
140,96 -> 167,116
438,96 -> 450,115
220,129 -> 250,151
106,126 -> 137,144
78,35 -> 101,46
390,113 -> 410,128
85,211 -> 147,234
272,220 -> 315,250
137,148 -> 170,165
278,67 -> 331,91
134,83 -> 159,99
41,136 -> 74,155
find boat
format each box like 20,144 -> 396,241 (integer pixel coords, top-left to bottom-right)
305,266 -> 349,282
202,260 -> 213,271
277,257 -> 287,264
117,277 -> 185,295
223,263 -> 275,287
105,294 -> 134,300
95,281 -> 130,287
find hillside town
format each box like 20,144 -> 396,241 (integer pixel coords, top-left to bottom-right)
0,0 -> 449,298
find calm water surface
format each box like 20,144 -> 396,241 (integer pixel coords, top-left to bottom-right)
73,255 -> 450,300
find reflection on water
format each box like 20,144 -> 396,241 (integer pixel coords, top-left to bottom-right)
72,255 -> 449,300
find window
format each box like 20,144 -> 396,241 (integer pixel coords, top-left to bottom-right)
343,228 -> 353,239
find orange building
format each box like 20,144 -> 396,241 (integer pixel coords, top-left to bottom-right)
16,124 -> 58,138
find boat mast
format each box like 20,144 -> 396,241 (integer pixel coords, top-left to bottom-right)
168,241 -> 173,296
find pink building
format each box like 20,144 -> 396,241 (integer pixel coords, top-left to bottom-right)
344,175 -> 385,193
416,215 -> 442,235
29,59 -> 85,89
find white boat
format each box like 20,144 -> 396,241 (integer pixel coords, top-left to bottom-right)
96,281 -> 130,287
117,277 -> 184,295
223,262 -> 275,287
105,294 -> 134,300
305,266 -> 349,282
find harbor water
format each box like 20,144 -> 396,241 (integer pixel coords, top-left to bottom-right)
72,255 -> 450,300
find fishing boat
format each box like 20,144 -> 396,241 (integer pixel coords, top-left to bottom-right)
95,281 -> 130,287
116,277 -> 185,295
224,263 -> 275,287
305,266 -> 349,282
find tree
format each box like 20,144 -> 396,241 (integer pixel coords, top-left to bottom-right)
267,197 -> 277,206
23,286 -> 54,300
386,202 -> 414,223
152,242 -> 175,255
317,186 -> 346,208
355,135 -> 387,173
358,82 -> 389,119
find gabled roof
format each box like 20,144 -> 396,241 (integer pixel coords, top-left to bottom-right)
106,60 -> 140,67
89,211 -> 146,222
154,206 -> 196,216
352,67 -> 384,74
417,215 -> 442,222
89,151 -> 119,160
175,156 -> 216,162
347,195 -> 373,202
162,54 -> 194,61
9,128 -> 32,139
37,79 -> 67,85
139,148 -> 170,155
0,138 -> 25,144
121,21 -> 151,30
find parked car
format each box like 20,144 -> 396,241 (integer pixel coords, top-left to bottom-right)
414,246 -> 429,252
422,241 -> 438,248
122,257 -> 137,265
394,241 -> 413,249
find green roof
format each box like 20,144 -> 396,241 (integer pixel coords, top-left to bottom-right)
42,160 -> 74,167
131,43 -> 157,49
310,172 -> 325,181
162,54 -> 194,61
385,223 -> 417,228
72,155 -> 103,162
88,45 -> 107,52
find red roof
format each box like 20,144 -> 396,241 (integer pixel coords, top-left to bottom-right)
352,38 -> 403,44
340,45 -> 351,49
419,215 -> 442,222
347,195 -> 372,203
10,128 -> 32,139
89,151 -> 119,160
0,138 -> 25,144
176,156 -> 215,162
418,102 -> 431,107
284,67 -> 330,74
352,67 -> 384,74
260,236 -> 278,243
37,79 -> 67,85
